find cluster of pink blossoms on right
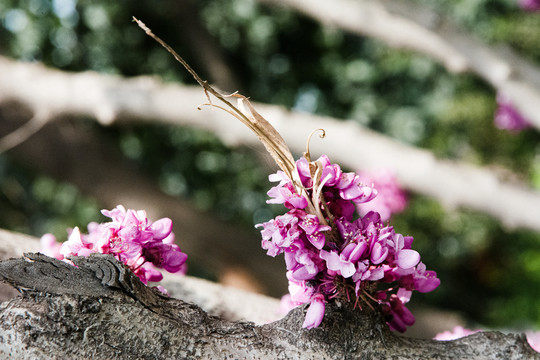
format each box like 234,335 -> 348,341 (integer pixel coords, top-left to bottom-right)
257,154 -> 440,331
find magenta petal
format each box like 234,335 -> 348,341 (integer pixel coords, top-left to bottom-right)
307,232 -> 325,250
336,172 -> 355,189
150,218 -> 173,240
162,250 -> 188,273
351,186 -> 377,204
288,195 -> 308,209
302,297 -> 325,329
371,242 -> 389,265
340,262 -> 356,278
415,271 -> 441,293
339,184 -> 363,200
341,243 -> 357,259
320,250 -> 340,271
365,267 -> 384,281
101,205 -> 127,223
349,242 -> 368,262
397,249 -> 420,269
296,157 -> 312,186
292,266 -> 317,281
399,304 -> 415,326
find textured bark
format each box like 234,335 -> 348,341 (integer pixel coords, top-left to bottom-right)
0,253 -> 537,359
0,228 -> 464,337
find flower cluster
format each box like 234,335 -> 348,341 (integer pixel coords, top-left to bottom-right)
40,205 -> 187,293
257,155 -> 439,331
494,92 -> 531,132
356,170 -> 408,222
519,0 -> 540,11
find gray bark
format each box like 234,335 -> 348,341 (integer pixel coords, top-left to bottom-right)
0,253 -> 537,359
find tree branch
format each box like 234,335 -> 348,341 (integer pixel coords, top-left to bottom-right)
0,252 -> 535,359
0,103 -> 287,297
257,0 -> 540,131
1,56 -> 539,232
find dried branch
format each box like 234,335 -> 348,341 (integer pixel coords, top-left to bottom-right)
257,0 -> 540,131
0,109 -> 50,154
133,17 -> 297,179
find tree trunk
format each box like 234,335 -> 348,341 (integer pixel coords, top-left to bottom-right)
0,253 -> 536,359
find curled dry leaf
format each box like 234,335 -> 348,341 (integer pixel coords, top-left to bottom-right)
233,94 -> 296,178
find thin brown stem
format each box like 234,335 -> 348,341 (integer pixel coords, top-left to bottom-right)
0,110 -> 50,154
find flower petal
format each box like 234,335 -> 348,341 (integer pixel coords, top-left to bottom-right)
396,249 -> 420,269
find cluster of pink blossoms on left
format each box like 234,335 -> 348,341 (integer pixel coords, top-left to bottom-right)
258,155 -> 440,331
40,205 -> 187,293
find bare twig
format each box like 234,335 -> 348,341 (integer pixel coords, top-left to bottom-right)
0,110 -> 50,153
133,17 -> 297,180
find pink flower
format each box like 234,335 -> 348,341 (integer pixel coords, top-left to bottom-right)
259,154 -> 438,331
60,227 -> 93,258
302,294 -> 326,329
412,262 -> 441,293
41,205 -> 187,292
40,233 -> 63,260
519,0 -> 540,11
319,249 -> 357,278
337,173 -> 378,204
356,170 -> 408,222
434,326 -> 481,341
267,184 -> 308,209
383,294 -> 415,333
494,92 -> 531,132
526,331 -> 540,353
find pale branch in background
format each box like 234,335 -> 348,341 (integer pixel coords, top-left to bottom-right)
1,56 -> 539,232
0,107 -> 286,297
257,0 -> 540,131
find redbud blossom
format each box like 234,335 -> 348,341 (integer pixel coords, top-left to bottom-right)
495,92 -> 531,132
302,294 -> 326,329
261,154 -> 439,332
40,205 -> 187,294
519,0 -> 540,11
356,170 -> 408,222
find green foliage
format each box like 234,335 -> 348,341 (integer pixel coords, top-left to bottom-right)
1,0 -> 540,330
0,156 -> 100,239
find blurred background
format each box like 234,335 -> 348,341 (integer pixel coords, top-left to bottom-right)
1,0 -> 540,336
